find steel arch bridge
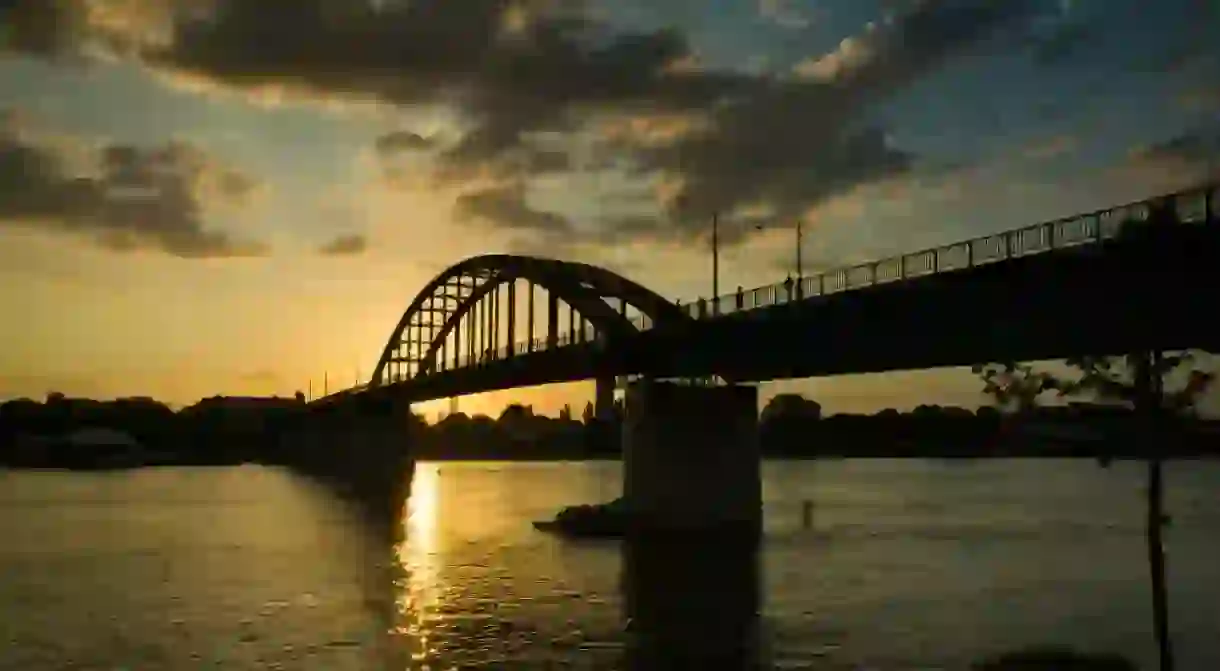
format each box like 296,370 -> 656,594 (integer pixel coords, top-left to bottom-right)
368,254 -> 693,388
316,180 -> 1218,404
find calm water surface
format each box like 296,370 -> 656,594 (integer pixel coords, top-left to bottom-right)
1,459 -> 1218,669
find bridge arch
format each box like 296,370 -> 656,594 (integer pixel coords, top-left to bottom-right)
369,254 -> 689,387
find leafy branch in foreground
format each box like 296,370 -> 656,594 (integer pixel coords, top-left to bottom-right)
971,362 -> 1060,413
973,351 -> 1215,671
972,352 -> 1214,416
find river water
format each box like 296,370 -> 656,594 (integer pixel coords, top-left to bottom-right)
1,459 -> 1217,670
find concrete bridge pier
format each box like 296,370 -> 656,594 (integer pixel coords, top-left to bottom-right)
344,393 -> 415,519
621,380 -> 761,539
291,392 -> 416,526
594,374 -> 616,421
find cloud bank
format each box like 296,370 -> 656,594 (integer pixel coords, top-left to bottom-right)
2,0 -> 1047,249
0,112 -> 265,257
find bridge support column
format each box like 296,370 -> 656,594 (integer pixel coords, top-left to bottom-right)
349,393 -> 415,515
594,375 -> 616,422
622,380 -> 761,538
291,393 -> 416,526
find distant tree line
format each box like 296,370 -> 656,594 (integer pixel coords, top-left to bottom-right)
4,386 -> 1219,470
0,393 -> 306,468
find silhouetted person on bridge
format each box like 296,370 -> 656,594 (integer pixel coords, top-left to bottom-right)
697,297 -> 707,319
783,275 -> 794,301
735,285 -> 744,311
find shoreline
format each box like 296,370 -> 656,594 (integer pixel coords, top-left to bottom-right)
5,452 -> 1220,473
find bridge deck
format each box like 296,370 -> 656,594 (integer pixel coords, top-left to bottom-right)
319,183 -> 1219,405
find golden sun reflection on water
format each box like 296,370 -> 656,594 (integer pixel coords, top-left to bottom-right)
392,462 -> 443,663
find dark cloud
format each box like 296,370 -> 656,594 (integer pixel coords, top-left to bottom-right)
0,124 -> 266,258
454,182 -> 572,233
80,0 -> 753,186
604,0 -> 1040,242
431,142 -> 574,183
1026,19 -> 1095,66
317,233 -> 367,256
1134,127 -> 1220,166
798,0 -> 1039,91
0,0 -> 84,58
1008,0 -> 1123,68
4,0 -> 1041,248
374,131 -> 434,154
593,213 -> 679,245
522,148 -> 571,174
144,2 -> 748,163
1132,1 -> 1217,75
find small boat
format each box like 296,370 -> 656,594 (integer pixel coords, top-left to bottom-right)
533,499 -> 631,539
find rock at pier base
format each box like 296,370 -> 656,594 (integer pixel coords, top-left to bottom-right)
534,497 -> 760,546
533,499 -> 630,538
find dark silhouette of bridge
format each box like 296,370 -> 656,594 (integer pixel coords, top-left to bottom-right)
319,182 -> 1219,406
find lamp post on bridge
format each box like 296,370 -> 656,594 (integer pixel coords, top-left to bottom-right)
750,218 -> 805,300
710,211 -> 720,316
795,217 -> 804,298
710,213 -> 807,310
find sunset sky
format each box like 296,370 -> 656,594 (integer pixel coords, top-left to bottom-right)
1,0 -> 1217,417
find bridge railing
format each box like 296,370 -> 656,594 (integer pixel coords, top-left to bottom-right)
351,182 -> 1216,388
625,182 -> 1215,324
311,382 -> 368,402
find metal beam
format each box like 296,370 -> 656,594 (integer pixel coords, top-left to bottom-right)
477,295 -> 485,363
506,279 -> 517,358
527,281 -> 535,353
492,283 -> 500,359
466,299 -> 475,365
452,297 -> 461,372
547,291 -> 559,350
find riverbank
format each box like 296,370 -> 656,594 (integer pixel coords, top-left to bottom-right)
7,450 -> 1220,472
6,392 -> 1220,469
